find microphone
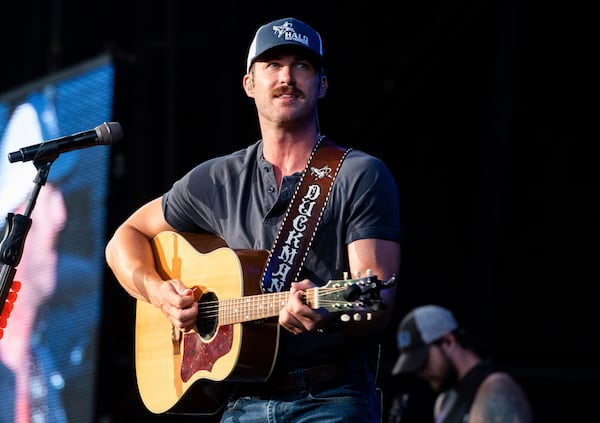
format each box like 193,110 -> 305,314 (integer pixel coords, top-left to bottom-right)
7,121 -> 123,163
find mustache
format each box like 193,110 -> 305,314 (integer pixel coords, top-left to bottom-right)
273,86 -> 304,97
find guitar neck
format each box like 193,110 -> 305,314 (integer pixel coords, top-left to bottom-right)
217,290 -> 293,325
213,283 -> 362,326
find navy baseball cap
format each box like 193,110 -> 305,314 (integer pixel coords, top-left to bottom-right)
392,305 -> 458,375
246,17 -> 324,72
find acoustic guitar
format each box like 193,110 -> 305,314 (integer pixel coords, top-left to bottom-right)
135,230 -> 394,415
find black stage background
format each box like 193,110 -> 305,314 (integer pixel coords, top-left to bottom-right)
1,1 -> 596,422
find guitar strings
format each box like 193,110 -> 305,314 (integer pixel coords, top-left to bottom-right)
196,286 -> 362,323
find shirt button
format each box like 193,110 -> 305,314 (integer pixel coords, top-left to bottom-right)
267,186 -> 275,193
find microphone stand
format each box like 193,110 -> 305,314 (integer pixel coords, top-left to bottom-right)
0,153 -> 57,321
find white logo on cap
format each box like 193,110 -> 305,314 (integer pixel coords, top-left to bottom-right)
272,21 -> 309,47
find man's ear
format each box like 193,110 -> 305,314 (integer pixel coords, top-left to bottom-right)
441,333 -> 456,349
318,75 -> 328,98
243,74 -> 255,97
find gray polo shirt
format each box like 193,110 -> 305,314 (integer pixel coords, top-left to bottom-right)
162,138 -> 401,370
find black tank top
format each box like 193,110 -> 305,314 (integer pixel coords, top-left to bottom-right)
438,362 -> 494,423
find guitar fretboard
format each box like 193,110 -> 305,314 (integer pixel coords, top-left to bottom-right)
214,285 -> 360,325
219,291 -> 291,325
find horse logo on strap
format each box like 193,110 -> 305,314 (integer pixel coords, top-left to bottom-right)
310,165 -> 333,180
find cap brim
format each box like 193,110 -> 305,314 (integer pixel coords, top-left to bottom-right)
391,345 -> 429,375
253,44 -> 323,68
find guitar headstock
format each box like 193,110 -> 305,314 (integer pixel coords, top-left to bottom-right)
312,270 -> 396,316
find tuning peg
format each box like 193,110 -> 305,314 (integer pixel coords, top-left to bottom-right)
343,283 -> 362,302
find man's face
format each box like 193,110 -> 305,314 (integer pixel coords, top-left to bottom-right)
417,343 -> 459,393
245,50 -> 326,128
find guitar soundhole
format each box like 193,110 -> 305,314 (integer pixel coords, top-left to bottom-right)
196,291 -> 218,339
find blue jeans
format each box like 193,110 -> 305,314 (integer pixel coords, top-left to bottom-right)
219,369 -> 383,423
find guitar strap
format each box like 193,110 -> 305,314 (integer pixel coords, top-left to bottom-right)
260,137 -> 351,293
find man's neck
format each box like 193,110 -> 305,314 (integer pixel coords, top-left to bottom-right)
262,129 -> 321,178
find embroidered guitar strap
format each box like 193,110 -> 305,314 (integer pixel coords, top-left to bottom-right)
260,137 -> 351,293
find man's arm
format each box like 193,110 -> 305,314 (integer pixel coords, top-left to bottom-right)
470,372 -> 533,423
280,237 -> 400,335
105,197 -> 199,331
105,197 -> 172,300
343,237 -> 401,334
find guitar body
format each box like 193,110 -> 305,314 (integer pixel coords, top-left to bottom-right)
135,231 -> 275,415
